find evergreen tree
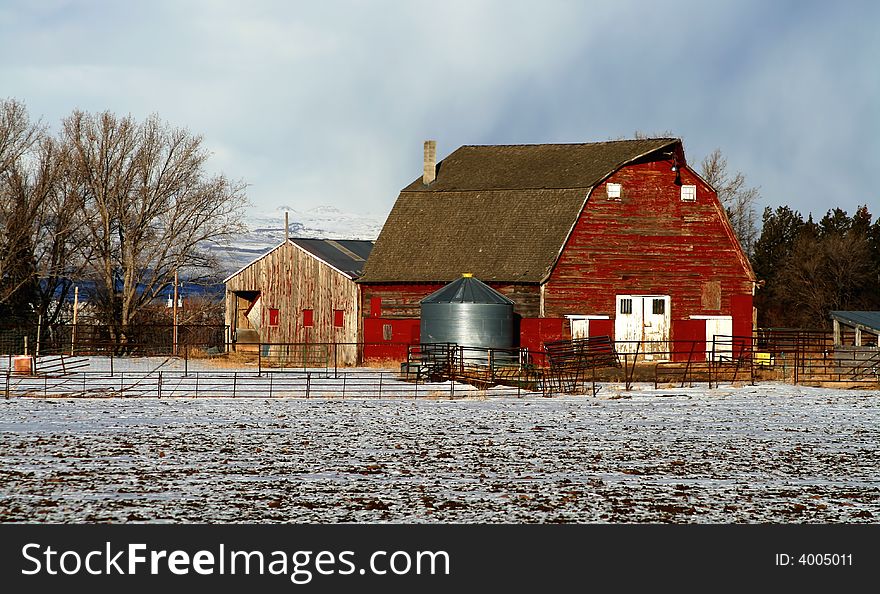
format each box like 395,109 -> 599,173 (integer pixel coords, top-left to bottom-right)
819,207 -> 852,236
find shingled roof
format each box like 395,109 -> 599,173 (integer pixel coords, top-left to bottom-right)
360,138 -> 680,283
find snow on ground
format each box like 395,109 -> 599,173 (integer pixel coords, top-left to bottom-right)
0,360 -> 878,523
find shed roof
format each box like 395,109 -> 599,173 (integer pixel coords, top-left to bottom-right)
224,238 -> 375,283
830,311 -> 880,334
290,238 -> 374,279
360,138 -> 680,283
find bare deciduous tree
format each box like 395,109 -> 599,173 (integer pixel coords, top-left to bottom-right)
700,148 -> 760,256
0,99 -> 45,321
62,110 -> 247,342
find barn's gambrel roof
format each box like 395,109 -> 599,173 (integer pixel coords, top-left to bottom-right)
359,138 -> 680,284
224,238 -> 375,283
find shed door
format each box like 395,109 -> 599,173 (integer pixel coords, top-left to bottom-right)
705,316 -> 733,361
615,295 -> 671,359
571,318 -> 590,340
245,295 -> 262,330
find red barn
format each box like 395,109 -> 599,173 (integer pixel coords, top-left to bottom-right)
358,138 -> 756,361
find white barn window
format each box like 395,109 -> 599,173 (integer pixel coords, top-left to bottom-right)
606,183 -> 622,200
681,184 -> 696,202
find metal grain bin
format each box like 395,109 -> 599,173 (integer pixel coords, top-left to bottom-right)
420,274 -> 515,359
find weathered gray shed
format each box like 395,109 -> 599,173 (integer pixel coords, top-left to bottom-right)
224,238 -> 374,365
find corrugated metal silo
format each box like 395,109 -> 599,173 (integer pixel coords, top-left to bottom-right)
420,274 -> 515,351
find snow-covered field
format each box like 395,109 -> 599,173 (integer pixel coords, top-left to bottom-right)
1,368 -> 878,523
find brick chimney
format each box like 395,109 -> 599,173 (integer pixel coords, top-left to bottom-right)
423,140 -> 436,185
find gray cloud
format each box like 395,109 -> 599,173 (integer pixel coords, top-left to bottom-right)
1,0 -> 877,221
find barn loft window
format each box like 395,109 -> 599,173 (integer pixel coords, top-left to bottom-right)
701,281 -> 721,310
681,184 -> 696,202
382,323 -> 393,341
268,308 -> 280,327
606,183 -> 622,200
652,298 -> 665,315
333,309 -> 344,328
302,309 -> 314,327
619,298 -> 633,314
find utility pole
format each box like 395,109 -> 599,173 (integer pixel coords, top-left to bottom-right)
173,269 -> 179,357
71,286 -> 79,356
35,314 -> 42,358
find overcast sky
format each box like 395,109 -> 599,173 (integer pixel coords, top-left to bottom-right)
2,0 -> 878,222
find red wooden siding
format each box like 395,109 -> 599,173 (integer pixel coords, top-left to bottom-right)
363,318 -> 420,361
519,318 -> 565,357
588,318 -> 614,337
360,282 -> 540,320
672,319 -> 707,362
543,160 -> 754,339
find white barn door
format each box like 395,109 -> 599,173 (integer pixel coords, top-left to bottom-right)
567,315 -> 611,341
705,316 -> 733,361
570,318 -> 590,340
615,295 -> 671,359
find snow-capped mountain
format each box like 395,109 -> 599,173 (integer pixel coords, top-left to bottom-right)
210,205 -> 385,275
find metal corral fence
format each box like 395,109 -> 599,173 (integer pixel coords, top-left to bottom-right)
3,329 -> 878,399
0,324 -> 228,357
2,368 -> 539,400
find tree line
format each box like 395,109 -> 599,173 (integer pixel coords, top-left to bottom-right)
700,149 -> 879,329
0,99 -> 246,343
751,205 -> 880,328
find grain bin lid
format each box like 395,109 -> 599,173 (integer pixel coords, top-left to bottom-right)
420,274 -> 514,305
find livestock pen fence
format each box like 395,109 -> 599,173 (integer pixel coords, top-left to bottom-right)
2,327 -> 878,398
2,366 -> 533,400
0,323 -> 227,357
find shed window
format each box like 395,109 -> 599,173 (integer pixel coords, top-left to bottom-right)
303,309 -> 314,327
333,309 -> 344,328
606,183 -> 622,200
268,308 -> 280,327
619,298 -> 633,315
681,184 -> 696,202
382,323 -> 393,341
652,299 -> 665,315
